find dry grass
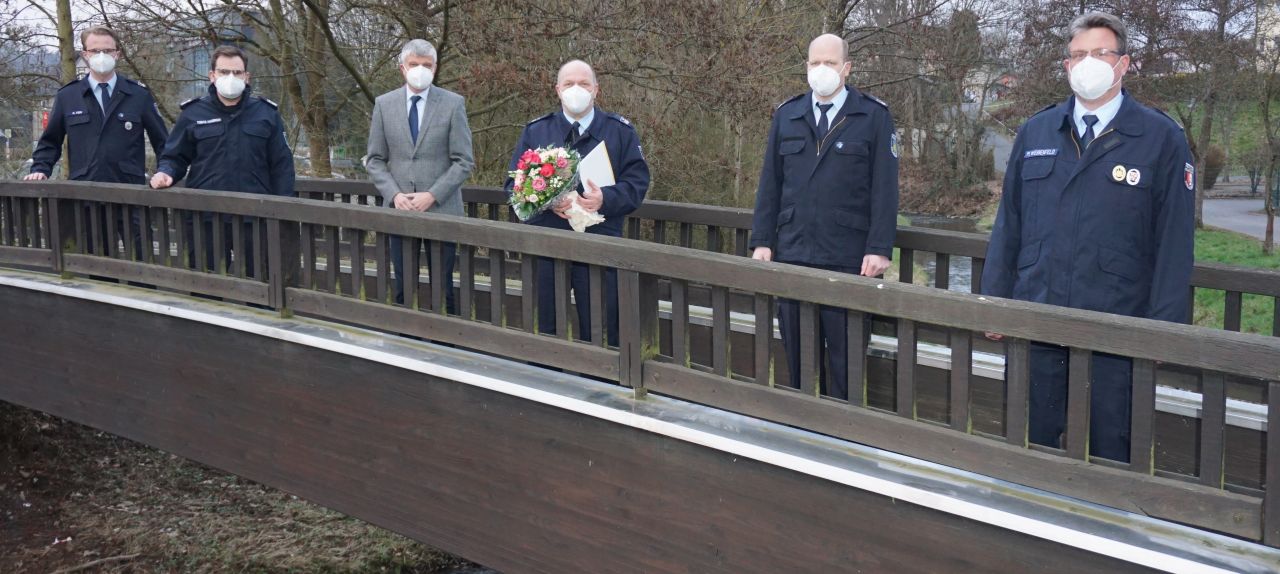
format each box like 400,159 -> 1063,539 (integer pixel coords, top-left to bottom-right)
0,403 -> 480,573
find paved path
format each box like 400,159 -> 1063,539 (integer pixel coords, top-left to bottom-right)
1203,198 -> 1271,240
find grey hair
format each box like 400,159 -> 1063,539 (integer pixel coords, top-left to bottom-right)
398,39 -> 437,65
1066,12 -> 1128,56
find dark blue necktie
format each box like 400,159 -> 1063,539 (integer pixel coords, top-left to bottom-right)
816,103 -> 834,141
99,82 -> 111,114
409,95 -> 421,144
1080,114 -> 1099,149
566,121 -> 581,146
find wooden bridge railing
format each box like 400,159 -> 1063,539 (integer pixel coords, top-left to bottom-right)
295,178 -> 1280,337
2,179 -> 1279,549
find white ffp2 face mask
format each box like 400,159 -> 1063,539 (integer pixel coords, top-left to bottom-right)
88,52 -> 116,75
559,85 -> 593,116
1068,56 -> 1121,101
215,74 -> 246,100
405,65 -> 433,90
807,65 -> 843,98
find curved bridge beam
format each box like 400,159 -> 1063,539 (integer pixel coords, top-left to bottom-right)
0,269 -> 1276,573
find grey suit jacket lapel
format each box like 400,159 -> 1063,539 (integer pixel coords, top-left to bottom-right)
392,87 -> 414,152
413,88 -> 442,154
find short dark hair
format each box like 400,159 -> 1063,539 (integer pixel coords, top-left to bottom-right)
80,27 -> 119,51
210,45 -> 248,71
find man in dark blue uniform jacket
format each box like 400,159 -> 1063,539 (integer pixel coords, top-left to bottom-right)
151,45 -> 295,277
981,12 -> 1194,462
504,60 -> 650,346
26,27 -> 168,256
749,34 -> 899,400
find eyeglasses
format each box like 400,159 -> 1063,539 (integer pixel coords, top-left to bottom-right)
1067,48 -> 1124,62
214,69 -> 247,77
84,48 -> 118,55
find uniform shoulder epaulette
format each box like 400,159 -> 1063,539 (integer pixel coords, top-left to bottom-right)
864,93 -> 889,109
123,77 -> 147,89
1030,102 -> 1058,117
527,112 -> 555,126
256,96 -> 278,109
776,93 -> 805,110
608,113 -> 634,127
1152,106 -> 1184,130
179,97 -> 201,109
59,77 -> 83,90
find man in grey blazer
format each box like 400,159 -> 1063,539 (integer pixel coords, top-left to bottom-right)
365,38 -> 475,311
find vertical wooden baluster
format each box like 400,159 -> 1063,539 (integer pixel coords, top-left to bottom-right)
554,259 -> 571,339
948,328 -> 971,430
896,318 -> 917,418
140,207 -> 155,264
711,285 -> 730,377
755,293 -> 773,386
899,248 -> 914,284
680,222 -> 693,248
1065,347 -> 1093,459
350,228 -> 365,299
671,278 -> 689,365
490,247 -> 506,326
211,215 -> 224,274
971,258 -> 985,293
193,213 -> 207,271
1129,359 -> 1157,473
374,232 -> 388,302
300,223 -> 315,290
1005,339 -> 1030,447
324,225 -> 339,293
706,225 -> 721,253
458,243 -> 475,318
521,254 -> 537,332
429,240 -> 445,313
232,215 -> 246,278
1199,372 -> 1226,488
589,264 -> 605,346
1264,380 -> 1280,546
799,302 -> 820,396
1224,291 -> 1242,332
400,237 -> 419,309
935,252 -> 950,290
734,229 -> 749,257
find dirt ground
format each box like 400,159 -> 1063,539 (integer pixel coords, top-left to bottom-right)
0,402 -> 482,573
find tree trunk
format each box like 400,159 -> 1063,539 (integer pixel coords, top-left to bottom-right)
1195,89 -> 1215,229
56,0 -> 75,84
303,0 -> 333,178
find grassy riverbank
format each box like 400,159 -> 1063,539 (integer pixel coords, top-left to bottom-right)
1192,227 -> 1278,334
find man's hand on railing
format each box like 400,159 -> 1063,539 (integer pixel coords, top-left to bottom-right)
410,192 -> 436,212
150,172 -> 173,189
861,254 -> 890,277
392,192 -> 414,210
22,172 -> 46,181
751,247 -> 772,262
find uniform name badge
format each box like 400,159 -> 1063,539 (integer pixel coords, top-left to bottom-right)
1111,165 -> 1126,182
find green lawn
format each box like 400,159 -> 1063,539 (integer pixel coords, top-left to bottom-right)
1192,227 -> 1279,335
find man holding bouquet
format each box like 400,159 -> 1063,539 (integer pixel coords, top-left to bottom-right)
504,59 -> 651,346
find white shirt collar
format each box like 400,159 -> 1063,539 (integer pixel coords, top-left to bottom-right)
1074,92 -> 1124,138
813,87 -> 849,123
563,108 -> 594,135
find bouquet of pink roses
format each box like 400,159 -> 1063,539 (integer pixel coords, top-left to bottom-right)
508,146 -> 581,222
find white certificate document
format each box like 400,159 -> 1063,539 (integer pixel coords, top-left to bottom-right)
578,142 -> 616,188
